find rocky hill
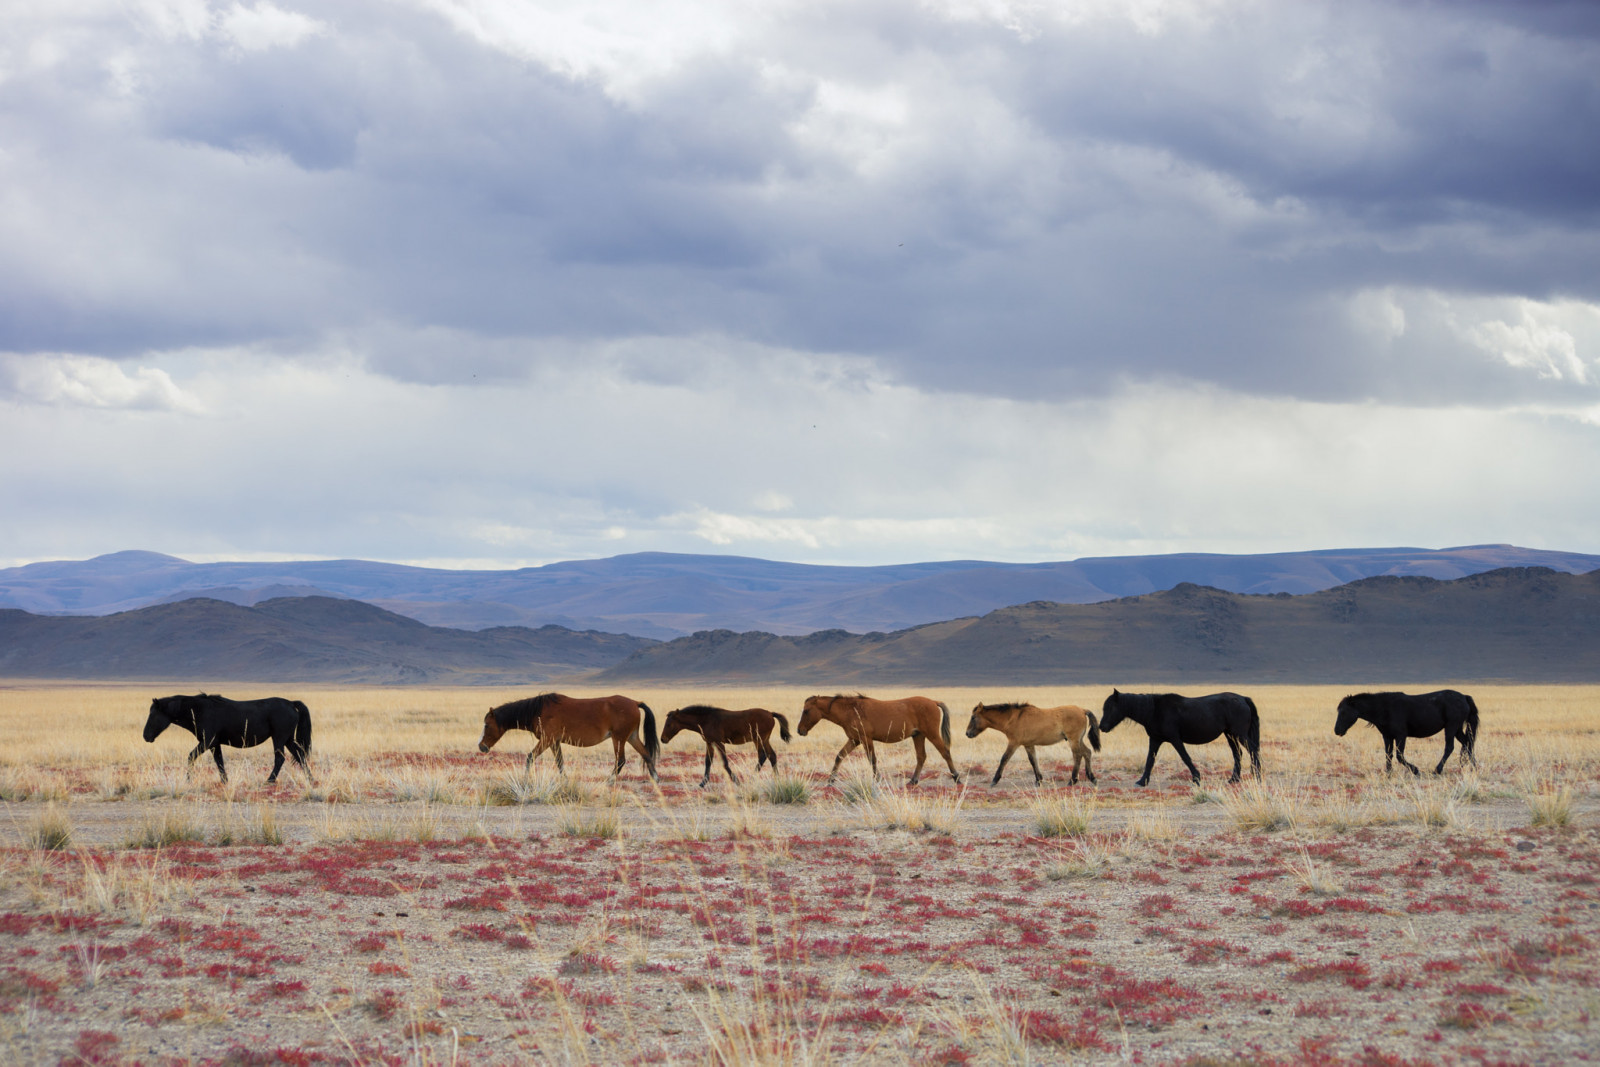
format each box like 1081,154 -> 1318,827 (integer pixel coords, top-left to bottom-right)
0,596 -> 656,684
597,566 -> 1600,684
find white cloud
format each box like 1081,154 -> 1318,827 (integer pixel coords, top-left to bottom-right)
0,353 -> 203,412
1466,299 -> 1597,386
217,2 -> 326,53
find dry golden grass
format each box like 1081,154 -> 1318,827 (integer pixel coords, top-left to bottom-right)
0,683 -> 1593,820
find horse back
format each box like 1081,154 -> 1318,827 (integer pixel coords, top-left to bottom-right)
543,694 -> 642,746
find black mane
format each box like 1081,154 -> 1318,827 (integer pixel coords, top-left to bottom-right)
493,693 -> 561,729
980,702 -> 1032,713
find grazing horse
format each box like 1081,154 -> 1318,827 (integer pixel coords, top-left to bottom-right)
966,703 -> 1101,786
1334,690 -> 1478,776
478,693 -> 659,780
143,693 -> 314,785
797,694 -> 961,786
661,705 -> 791,787
1099,690 -> 1262,786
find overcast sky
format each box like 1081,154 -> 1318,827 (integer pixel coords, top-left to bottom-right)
2,0 -> 1598,568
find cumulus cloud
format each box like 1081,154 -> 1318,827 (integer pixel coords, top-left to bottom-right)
2,1 -> 1598,567
0,0 -> 1594,406
0,354 -> 203,412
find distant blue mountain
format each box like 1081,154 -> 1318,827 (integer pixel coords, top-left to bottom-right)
1,545 -> 1596,639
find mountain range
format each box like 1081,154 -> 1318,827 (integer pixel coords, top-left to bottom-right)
598,566 -> 1600,685
2,544 -> 1597,638
1,565 -> 1595,684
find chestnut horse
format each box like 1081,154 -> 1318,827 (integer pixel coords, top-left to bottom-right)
965,702 -> 1101,786
661,705 -> 791,787
797,694 -> 961,785
478,693 -> 659,780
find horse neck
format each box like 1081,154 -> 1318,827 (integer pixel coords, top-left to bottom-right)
1118,695 -> 1155,725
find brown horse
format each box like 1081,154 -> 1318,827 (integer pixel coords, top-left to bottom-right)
661,705 -> 791,787
965,702 -> 1101,786
478,693 -> 659,780
797,694 -> 961,785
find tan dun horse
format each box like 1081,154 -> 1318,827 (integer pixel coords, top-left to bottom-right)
660,705 -> 791,787
965,702 -> 1100,786
797,694 -> 961,785
478,693 -> 659,780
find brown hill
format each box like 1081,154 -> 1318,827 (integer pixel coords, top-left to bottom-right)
597,567 -> 1600,684
0,596 -> 656,684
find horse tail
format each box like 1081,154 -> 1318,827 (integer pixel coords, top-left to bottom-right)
293,700 -> 313,755
1245,697 -> 1261,760
938,702 -> 951,748
640,702 -> 660,764
773,712 -> 792,743
1462,694 -> 1479,762
1086,711 -> 1102,752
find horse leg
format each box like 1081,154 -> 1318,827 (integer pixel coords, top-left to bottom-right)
1224,735 -> 1243,784
1434,730 -> 1455,776
991,743 -> 1019,786
1393,737 -> 1420,777
1079,738 -> 1097,784
185,743 -> 206,777
828,739 -> 860,781
1383,734 -> 1395,774
922,728 -> 962,785
626,731 -> 657,781
211,746 -> 229,784
1025,746 -> 1044,787
609,736 -> 627,782
862,738 -> 880,780
718,743 -> 739,785
1137,739 -> 1163,787
1172,742 -> 1202,784
909,735 -> 928,786
267,743 -> 286,784
525,736 -> 554,773
700,743 -> 715,787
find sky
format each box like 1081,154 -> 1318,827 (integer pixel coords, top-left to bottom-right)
2,0 -> 1598,569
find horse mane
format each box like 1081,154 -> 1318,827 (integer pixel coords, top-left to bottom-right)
980,702 -> 1031,714
674,705 -> 722,717
493,693 -> 561,728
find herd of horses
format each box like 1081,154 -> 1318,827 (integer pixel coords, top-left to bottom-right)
142,687 -> 1481,788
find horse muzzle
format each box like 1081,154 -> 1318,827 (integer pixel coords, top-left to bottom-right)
478,741 -> 490,753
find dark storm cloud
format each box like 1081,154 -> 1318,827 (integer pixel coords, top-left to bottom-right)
1,0 -> 1595,404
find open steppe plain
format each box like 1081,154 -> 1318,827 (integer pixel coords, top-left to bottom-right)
0,683 -> 1596,1066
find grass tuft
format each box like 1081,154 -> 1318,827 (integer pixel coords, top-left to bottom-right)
127,808 -> 204,849
1031,792 -> 1095,838
1220,781 -> 1300,832
1522,775 -> 1574,828
28,803 -> 74,851
752,774 -> 811,805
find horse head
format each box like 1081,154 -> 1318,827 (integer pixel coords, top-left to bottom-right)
1333,695 -> 1363,737
143,695 -> 191,742
965,703 -> 993,739
797,695 -> 832,737
1099,690 -> 1128,733
660,709 -> 691,745
478,709 -> 506,753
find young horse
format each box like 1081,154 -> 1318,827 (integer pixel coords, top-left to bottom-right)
1099,690 -> 1261,786
143,693 -> 314,785
478,693 -> 659,781
965,703 -> 1101,786
1334,690 -> 1478,776
797,694 -> 961,786
661,705 -> 791,787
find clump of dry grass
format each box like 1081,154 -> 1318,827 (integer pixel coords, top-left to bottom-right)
1522,775 -> 1575,828
1124,806 -> 1180,843
859,785 -> 966,834
1220,781 -> 1300,832
559,804 -> 620,840
1402,780 -> 1465,829
1287,842 -> 1344,895
748,774 -> 811,805
1030,791 -> 1095,838
1043,837 -> 1115,881
835,772 -> 880,805
479,767 -> 591,806
27,803 -> 74,851
127,807 -> 204,849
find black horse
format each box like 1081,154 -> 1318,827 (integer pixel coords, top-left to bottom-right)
144,694 -> 314,784
1334,690 -> 1478,776
1099,690 -> 1262,786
